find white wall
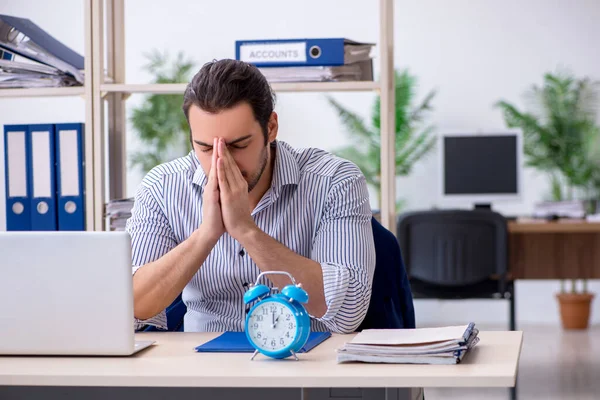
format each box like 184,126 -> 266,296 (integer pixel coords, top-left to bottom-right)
1,0 -> 599,325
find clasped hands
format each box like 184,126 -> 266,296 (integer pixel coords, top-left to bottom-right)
202,138 -> 257,243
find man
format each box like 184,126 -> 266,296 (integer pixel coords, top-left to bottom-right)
127,59 -> 375,334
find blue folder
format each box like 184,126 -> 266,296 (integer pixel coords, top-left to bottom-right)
1,49 -> 13,60
235,38 -> 373,67
55,123 -> 85,231
4,124 -> 32,231
195,331 -> 331,353
0,14 -> 84,69
28,124 -> 57,231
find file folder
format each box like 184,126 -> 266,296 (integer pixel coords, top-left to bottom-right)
28,124 -> 57,231
0,14 -> 84,83
55,123 -> 85,231
3,125 -> 31,231
0,49 -> 13,60
195,331 -> 331,353
236,38 -> 374,67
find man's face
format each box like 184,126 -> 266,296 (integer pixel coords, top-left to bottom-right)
188,102 -> 276,192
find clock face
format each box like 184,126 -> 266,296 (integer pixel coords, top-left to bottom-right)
247,299 -> 297,352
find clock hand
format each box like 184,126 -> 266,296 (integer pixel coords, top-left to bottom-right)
271,313 -> 282,329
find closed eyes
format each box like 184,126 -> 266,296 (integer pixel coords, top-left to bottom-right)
200,144 -> 248,153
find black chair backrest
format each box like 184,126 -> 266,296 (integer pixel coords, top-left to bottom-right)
358,217 -> 416,330
397,210 -> 507,288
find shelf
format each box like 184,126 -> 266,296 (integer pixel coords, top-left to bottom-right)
0,86 -> 86,98
100,81 -> 380,95
101,83 -> 186,94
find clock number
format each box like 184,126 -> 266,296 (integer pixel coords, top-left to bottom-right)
280,338 -> 285,345
288,322 -> 295,329
271,339 -> 276,347
253,323 -> 258,329
285,332 -> 290,338
280,307 -> 285,315
262,308 -> 268,315
286,314 -> 291,321
256,315 -> 263,322
270,305 -> 277,313
263,338 -> 267,345
257,332 -> 262,339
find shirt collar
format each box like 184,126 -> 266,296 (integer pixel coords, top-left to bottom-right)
189,140 -> 300,192
270,140 -> 300,192
191,152 -> 208,188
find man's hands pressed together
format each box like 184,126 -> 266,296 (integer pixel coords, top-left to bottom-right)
215,138 -> 257,241
133,136 -> 328,321
201,137 -> 225,244
207,137 -> 328,319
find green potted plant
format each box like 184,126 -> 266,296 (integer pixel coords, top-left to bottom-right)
130,50 -> 195,174
496,70 -> 600,329
326,68 -> 437,215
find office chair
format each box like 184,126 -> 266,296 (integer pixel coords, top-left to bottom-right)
397,209 -> 515,331
358,216 -> 416,330
144,217 -> 416,332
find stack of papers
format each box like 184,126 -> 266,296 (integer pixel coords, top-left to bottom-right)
259,59 -> 373,83
337,323 -> 480,365
532,200 -> 586,219
0,59 -> 78,88
0,14 -> 84,88
105,198 -> 134,231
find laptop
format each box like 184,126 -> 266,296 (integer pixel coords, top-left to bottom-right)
0,231 -> 154,356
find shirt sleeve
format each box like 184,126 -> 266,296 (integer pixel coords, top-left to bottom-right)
126,182 -> 178,331
310,172 -> 376,334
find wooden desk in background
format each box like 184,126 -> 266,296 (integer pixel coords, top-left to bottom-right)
508,220 -> 600,279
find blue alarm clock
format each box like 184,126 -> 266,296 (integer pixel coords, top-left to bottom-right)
243,271 -> 310,360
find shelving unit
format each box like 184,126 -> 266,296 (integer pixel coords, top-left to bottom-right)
100,81 -> 381,95
0,0 -> 96,231
0,87 -> 86,98
1,0 -> 396,233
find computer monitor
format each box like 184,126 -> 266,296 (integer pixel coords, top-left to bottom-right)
439,131 -> 522,209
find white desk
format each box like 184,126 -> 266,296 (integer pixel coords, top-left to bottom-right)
0,331 -> 523,400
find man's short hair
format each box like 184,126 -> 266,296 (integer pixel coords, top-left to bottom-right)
182,59 -> 276,144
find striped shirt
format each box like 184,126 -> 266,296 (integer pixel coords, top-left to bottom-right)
126,140 -> 375,333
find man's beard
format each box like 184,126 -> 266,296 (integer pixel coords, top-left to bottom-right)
244,145 -> 269,192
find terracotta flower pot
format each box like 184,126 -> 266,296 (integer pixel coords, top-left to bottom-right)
556,292 -> 594,330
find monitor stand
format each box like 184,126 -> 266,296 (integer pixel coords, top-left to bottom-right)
474,203 -> 492,210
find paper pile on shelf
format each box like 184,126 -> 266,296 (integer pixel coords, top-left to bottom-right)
0,59 -> 79,88
336,323 -> 480,365
105,198 -> 134,231
259,60 -> 373,83
532,200 -> 586,219
0,14 -> 84,88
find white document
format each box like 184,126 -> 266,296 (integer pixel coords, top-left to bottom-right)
336,351 -> 468,365
336,324 -> 480,365
6,130 -> 27,198
240,42 -> 307,64
58,129 -> 80,196
31,129 -> 52,198
351,325 -> 471,346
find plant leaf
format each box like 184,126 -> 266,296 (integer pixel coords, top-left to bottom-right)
326,96 -> 377,147
129,51 -> 196,175
327,68 -> 438,208
495,70 -> 600,198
